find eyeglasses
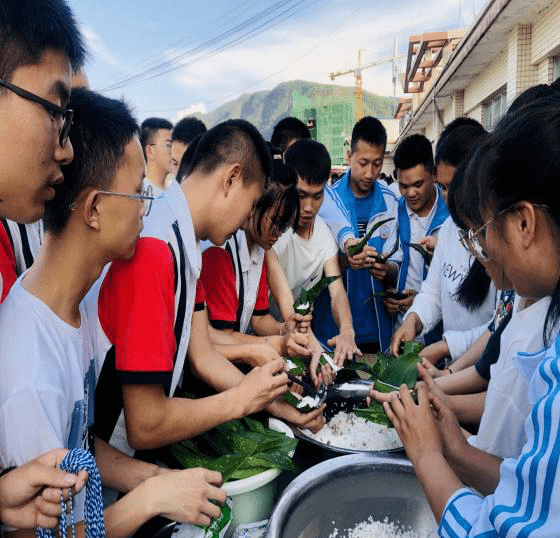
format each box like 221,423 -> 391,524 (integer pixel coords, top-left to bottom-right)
458,203 -> 548,261
264,213 -> 288,237
0,79 -> 73,147
96,185 -> 155,216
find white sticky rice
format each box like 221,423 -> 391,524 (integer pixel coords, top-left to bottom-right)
303,411 -> 402,451
329,516 -> 436,538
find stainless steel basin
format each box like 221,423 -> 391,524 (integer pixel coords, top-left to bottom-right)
266,453 -> 438,538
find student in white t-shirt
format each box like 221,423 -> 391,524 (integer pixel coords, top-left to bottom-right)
0,0 -> 89,527
267,139 -> 360,384
139,117 -> 173,194
0,89 -> 228,536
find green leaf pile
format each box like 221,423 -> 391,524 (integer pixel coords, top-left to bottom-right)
293,275 -> 341,315
169,417 -> 298,482
347,217 -> 395,256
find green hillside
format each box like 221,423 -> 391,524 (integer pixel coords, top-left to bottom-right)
195,80 -> 399,141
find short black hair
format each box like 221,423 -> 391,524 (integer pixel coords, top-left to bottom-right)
438,117 -> 482,144
0,0 -> 86,81
172,117 -> 207,145
393,134 -> 434,174
139,117 -> 173,157
435,124 -> 487,167
176,133 -> 203,183
271,117 -> 310,154
284,139 -> 331,186
43,88 -> 138,234
186,119 -> 272,187
350,116 -> 387,151
254,147 -> 299,236
508,84 -> 560,114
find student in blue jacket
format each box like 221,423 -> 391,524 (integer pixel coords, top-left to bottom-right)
383,134 -> 448,344
385,97 -> 560,537
330,117 -> 401,353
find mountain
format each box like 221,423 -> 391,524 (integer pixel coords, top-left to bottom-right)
194,80 -> 399,140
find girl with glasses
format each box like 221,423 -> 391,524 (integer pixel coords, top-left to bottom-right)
385,96 -> 560,537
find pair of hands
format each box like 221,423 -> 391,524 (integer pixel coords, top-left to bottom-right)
383,289 -> 416,316
370,364 -> 467,466
344,239 -> 394,281
0,449 -> 88,529
235,358 -> 326,433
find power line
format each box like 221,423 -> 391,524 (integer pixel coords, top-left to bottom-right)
205,0 -> 370,106
99,0 -> 313,92
97,1 -> 253,89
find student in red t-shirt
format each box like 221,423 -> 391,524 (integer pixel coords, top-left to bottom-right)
93,120 -> 292,460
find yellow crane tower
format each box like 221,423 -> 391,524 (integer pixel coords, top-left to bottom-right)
329,42 -> 403,122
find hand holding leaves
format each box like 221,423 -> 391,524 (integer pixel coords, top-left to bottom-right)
347,217 -> 395,256
293,275 -> 341,315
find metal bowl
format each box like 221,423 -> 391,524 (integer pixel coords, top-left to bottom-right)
291,378 -> 404,467
265,453 -> 438,538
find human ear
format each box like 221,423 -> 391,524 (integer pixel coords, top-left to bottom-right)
145,144 -> 154,162
223,163 -> 242,196
512,201 -> 537,249
346,149 -> 352,165
83,190 -> 101,231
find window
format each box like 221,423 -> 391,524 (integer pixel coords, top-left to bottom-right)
553,57 -> 560,82
483,88 -> 507,131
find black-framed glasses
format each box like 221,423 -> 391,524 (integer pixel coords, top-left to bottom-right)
96,185 -> 155,216
0,78 -> 73,147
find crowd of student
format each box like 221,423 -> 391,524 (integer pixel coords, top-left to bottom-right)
3,0 -> 560,536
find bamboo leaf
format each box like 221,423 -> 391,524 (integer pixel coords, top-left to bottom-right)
285,357 -> 306,376
293,275 -> 341,314
375,235 -> 400,263
370,352 -> 392,378
404,241 -> 431,264
342,361 -> 375,377
355,401 -> 394,428
403,341 -> 424,355
378,352 -> 421,389
347,217 -> 395,256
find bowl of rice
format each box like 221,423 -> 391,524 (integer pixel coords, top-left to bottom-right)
291,377 -> 404,465
265,453 -> 438,538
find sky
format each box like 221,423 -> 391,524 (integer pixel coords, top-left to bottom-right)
69,0 -> 486,123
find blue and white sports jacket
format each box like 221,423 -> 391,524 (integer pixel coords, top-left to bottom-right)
330,169 -> 400,350
396,186 -> 449,292
440,329 -> 560,537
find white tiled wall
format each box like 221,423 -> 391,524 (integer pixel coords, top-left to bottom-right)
464,51 -> 507,113
532,0 -> 560,64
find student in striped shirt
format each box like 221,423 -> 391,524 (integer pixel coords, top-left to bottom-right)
385,97 -> 560,537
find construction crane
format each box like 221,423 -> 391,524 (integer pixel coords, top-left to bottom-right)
329,38 -> 404,121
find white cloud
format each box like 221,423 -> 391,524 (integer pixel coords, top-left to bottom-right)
82,25 -> 120,67
168,0 -> 476,110
172,102 -> 207,123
